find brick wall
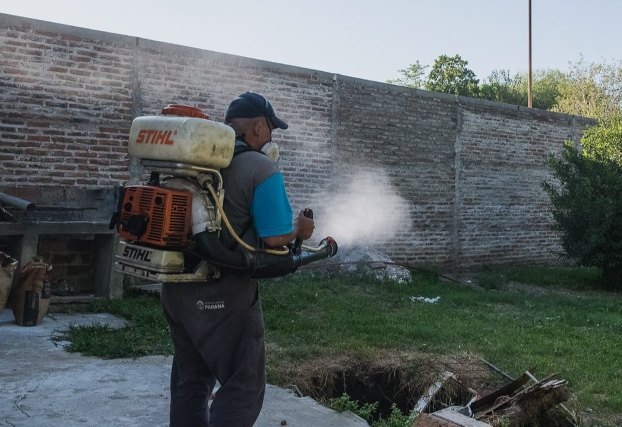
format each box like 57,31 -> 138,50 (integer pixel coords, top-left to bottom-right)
37,236 -> 93,293
0,13 -> 595,276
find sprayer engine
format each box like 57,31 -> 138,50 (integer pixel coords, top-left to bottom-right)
112,184 -> 194,279
110,104 -> 338,283
116,185 -> 192,247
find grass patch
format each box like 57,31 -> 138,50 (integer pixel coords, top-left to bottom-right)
57,268 -> 622,426
262,270 -> 622,421
53,293 -> 172,358
476,265 -> 602,290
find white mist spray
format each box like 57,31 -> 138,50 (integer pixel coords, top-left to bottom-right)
313,170 -> 412,248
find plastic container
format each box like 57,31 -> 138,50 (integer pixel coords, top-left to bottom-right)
128,113 -> 235,170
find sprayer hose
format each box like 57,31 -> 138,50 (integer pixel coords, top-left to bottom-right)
205,183 -> 289,256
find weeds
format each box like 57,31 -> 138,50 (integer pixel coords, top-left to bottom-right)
325,393 -> 418,427
326,393 -> 378,423
373,404 -> 418,427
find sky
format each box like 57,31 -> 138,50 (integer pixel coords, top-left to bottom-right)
2,0 -> 621,84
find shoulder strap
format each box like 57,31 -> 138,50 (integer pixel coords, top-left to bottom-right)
233,142 -> 267,157
233,143 -> 254,156
226,143 -> 256,250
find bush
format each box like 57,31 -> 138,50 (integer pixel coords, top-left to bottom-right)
543,137 -> 622,289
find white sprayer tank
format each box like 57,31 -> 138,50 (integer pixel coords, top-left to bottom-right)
128,105 -> 235,169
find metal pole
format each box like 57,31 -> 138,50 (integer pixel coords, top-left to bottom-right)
0,193 -> 35,211
528,0 -> 533,108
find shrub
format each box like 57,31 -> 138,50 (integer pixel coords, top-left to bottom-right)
543,136 -> 622,289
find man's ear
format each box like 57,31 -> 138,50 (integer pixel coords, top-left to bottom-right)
252,119 -> 263,137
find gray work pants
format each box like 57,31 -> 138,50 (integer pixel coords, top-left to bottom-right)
161,275 -> 266,427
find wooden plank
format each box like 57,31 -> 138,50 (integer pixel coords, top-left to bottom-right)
469,372 -> 531,412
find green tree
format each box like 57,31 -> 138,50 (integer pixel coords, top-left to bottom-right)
479,69 -> 525,105
530,69 -> 565,110
581,114 -> 622,164
479,69 -> 564,110
386,60 -> 428,89
543,116 -> 622,288
424,54 -> 479,97
389,55 -> 622,117
552,56 -> 622,120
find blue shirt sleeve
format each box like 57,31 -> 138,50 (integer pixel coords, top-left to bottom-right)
252,172 -> 293,238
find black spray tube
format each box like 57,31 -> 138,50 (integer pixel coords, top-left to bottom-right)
193,231 -> 337,279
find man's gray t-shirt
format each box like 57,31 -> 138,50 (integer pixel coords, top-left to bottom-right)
220,144 -> 293,250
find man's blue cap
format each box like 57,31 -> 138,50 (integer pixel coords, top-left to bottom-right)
225,92 -> 288,130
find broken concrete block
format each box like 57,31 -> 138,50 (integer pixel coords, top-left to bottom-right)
411,408 -> 492,427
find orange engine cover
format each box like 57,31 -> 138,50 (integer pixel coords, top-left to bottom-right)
118,185 -> 192,248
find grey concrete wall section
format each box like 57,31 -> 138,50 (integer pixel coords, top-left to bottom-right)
0,13 -> 596,274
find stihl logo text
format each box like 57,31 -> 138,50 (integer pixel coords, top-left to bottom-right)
122,246 -> 153,262
136,129 -> 177,145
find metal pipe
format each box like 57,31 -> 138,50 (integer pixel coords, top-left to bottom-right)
528,0 -> 533,108
478,357 -> 515,381
0,193 -> 35,211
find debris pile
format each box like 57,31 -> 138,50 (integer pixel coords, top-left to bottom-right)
472,371 -> 571,426
412,368 -> 574,427
319,244 -> 412,283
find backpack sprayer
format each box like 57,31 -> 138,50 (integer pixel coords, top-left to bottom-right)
109,104 -> 338,282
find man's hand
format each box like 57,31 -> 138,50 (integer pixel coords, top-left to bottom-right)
293,209 -> 314,240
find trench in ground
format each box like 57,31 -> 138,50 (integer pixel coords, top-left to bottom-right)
288,354 -> 575,425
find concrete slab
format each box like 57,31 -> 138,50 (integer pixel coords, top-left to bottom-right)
0,308 -> 368,427
411,409 -> 492,427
